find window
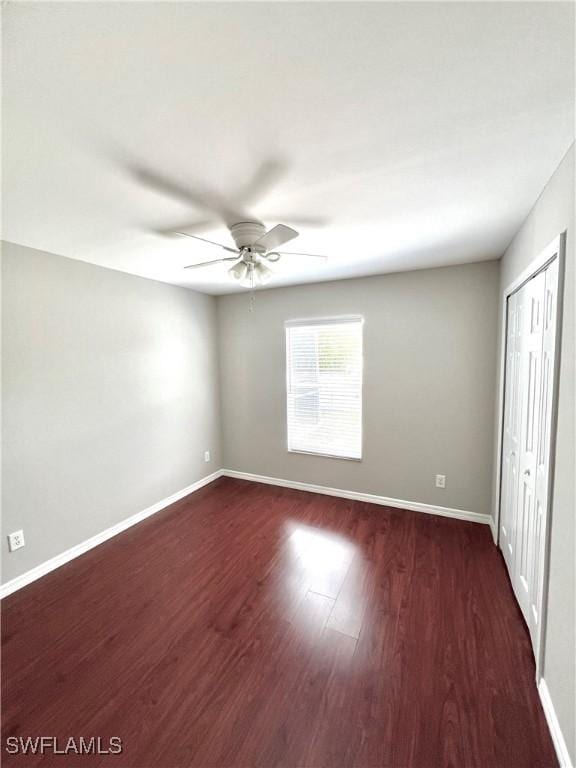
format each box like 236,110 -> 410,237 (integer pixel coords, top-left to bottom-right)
286,317 -> 363,460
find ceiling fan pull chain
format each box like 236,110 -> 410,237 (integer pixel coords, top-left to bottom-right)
249,262 -> 256,312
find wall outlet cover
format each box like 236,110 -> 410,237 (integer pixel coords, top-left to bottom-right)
435,474 -> 446,489
204,450 -> 211,463
8,530 -> 26,552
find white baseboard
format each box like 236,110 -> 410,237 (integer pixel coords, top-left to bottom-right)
0,470 -> 223,599
221,469 -> 491,526
1,469 -> 491,599
489,515 -> 498,544
538,678 -> 574,768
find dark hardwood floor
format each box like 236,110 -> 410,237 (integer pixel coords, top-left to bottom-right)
2,478 -> 557,767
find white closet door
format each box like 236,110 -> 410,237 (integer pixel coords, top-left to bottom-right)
500,293 -> 522,576
500,290 -> 522,574
499,256 -> 559,660
529,258 -> 559,646
515,269 -> 546,626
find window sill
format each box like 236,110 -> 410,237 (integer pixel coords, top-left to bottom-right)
288,448 -> 362,462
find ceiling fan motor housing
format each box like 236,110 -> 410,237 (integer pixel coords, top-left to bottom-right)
230,221 -> 267,250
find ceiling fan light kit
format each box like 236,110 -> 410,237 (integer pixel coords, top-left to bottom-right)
253,260 -> 273,285
229,260 -> 248,282
229,258 -> 273,288
176,219 -> 328,296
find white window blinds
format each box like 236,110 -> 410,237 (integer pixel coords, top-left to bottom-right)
286,317 -> 363,460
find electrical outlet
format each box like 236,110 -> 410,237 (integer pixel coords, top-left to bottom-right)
435,474 -> 446,489
204,450 -> 211,463
8,530 -> 25,552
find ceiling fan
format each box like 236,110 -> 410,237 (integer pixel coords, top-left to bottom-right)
169,220 -> 327,288
120,157 -> 328,286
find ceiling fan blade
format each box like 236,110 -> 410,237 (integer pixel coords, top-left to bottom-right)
260,215 -> 327,228
132,166 -> 209,207
276,250 -> 328,259
155,219 -> 219,236
173,232 -> 238,254
184,257 -> 239,270
254,224 -> 298,252
129,164 -> 245,224
237,158 -> 287,207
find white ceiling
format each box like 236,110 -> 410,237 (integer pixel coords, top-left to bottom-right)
3,2 -> 574,294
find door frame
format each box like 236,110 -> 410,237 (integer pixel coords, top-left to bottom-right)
494,232 -> 566,680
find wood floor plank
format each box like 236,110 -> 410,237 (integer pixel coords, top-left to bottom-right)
1,477 -> 557,767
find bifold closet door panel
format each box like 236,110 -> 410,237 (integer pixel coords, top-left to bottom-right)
528,258 -> 559,645
515,269 -> 546,627
500,290 -> 522,577
500,252 -> 561,661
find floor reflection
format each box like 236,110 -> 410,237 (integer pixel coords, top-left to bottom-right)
287,524 -> 356,595
283,522 -> 360,641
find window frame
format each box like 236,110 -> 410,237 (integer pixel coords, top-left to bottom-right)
284,315 -> 365,462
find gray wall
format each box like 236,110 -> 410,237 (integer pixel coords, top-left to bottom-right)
2,242 -> 221,583
217,261 -> 499,517
498,144 -> 575,762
